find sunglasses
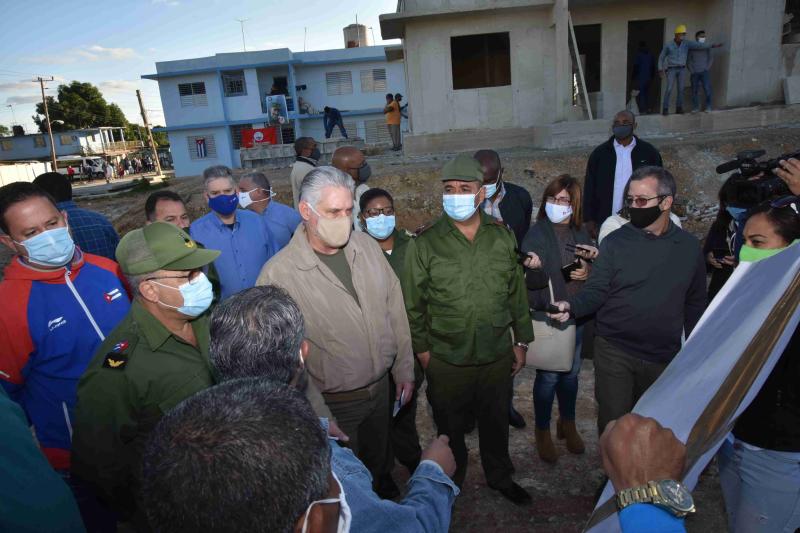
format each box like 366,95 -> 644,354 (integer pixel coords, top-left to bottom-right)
624,195 -> 667,208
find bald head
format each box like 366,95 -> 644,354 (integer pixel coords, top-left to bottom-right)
614,110 -> 636,124
474,149 -> 503,185
332,146 -> 366,183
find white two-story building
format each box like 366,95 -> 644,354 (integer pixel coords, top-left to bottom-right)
143,44 -> 406,177
0,127 -> 134,162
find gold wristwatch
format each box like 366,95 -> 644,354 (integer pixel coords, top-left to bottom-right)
616,480 -> 696,518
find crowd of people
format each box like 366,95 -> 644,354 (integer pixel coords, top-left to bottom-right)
0,105 -> 799,533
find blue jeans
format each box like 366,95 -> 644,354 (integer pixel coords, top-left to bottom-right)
663,67 -> 686,112
691,70 -> 712,110
718,438 -> 800,533
533,325 -> 583,429
324,116 -> 348,139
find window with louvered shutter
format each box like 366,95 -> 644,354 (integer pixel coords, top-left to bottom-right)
178,82 -> 208,107
360,69 -> 387,93
187,135 -> 217,159
230,125 -> 246,149
1,140 -> 12,151
364,119 -> 392,144
222,71 -> 246,97
326,71 -> 353,96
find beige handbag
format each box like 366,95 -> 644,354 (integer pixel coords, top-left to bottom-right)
526,279 -> 576,372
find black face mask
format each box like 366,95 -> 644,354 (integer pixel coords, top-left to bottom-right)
629,205 -> 663,228
357,162 -> 372,182
613,124 -> 634,141
309,147 -> 321,162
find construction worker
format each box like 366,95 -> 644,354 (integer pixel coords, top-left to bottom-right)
658,24 -> 722,115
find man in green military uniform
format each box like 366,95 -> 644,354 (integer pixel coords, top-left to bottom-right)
404,154 -> 534,505
358,187 -> 423,473
71,222 -> 219,527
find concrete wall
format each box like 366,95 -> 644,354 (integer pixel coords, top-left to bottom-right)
0,161 -> 50,185
403,5 -> 556,135
168,127 -> 233,177
159,73 -> 225,127
402,0 -> 552,12
294,60 -> 407,114
225,69 -> 267,122
571,0 -> 709,117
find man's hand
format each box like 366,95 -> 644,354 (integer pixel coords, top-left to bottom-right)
776,158 -> 800,195
396,381 -> 415,407
328,420 -> 350,443
599,414 -> 686,492
548,301 -> 571,323
574,244 -> 599,261
523,251 -> 542,269
511,345 -> 526,376
706,251 -> 722,269
417,351 -> 432,370
570,258 -> 590,281
421,435 -> 457,478
721,255 -> 736,267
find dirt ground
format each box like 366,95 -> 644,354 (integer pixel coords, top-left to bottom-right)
7,125 -> 794,531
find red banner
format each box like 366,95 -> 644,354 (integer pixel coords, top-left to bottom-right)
241,127 -> 279,148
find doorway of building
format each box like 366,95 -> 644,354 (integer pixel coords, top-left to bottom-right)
627,19 -> 664,115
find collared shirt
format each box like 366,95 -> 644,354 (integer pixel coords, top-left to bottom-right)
404,212 -> 534,365
56,200 -> 119,260
658,39 -> 712,70
687,46 -> 713,73
482,181 -> 506,221
261,200 -> 302,251
71,300 -> 214,516
329,436 -> 459,533
612,137 -> 637,215
190,209 -> 275,300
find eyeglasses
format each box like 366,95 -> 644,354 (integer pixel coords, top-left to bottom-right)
625,195 -> 667,208
547,196 -> 571,206
364,206 -> 395,217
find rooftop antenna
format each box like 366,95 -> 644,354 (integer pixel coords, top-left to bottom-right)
236,18 -> 249,51
304,27 -> 308,52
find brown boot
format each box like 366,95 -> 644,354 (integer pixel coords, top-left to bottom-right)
534,427 -> 558,463
557,419 -> 585,455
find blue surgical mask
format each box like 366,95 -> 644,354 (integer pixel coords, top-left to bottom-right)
15,226 -> 76,267
443,190 -> 480,221
152,273 -> 214,317
365,214 -> 396,240
726,206 -> 748,220
208,193 -> 239,216
484,181 -> 498,198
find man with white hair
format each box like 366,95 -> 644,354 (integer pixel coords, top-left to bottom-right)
256,166 -> 415,499
190,165 -> 277,299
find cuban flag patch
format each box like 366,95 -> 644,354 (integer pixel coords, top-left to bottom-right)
105,288 -> 122,303
113,341 -> 129,353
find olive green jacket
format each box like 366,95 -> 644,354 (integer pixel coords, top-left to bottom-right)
385,228 -> 415,281
403,212 -> 534,366
71,301 -> 215,516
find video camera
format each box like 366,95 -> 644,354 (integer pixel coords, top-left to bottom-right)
715,149 -> 798,207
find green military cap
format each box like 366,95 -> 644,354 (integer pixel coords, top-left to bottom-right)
116,221 -> 220,275
441,153 -> 483,182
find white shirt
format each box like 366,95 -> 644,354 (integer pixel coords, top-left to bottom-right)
612,137 -> 637,216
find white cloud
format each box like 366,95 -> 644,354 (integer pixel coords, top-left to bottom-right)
77,45 -> 137,61
6,95 -> 41,104
98,80 -> 140,93
0,80 -> 33,91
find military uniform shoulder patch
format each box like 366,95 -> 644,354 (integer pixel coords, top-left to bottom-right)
103,340 -> 130,370
414,220 -> 437,236
403,229 -> 416,239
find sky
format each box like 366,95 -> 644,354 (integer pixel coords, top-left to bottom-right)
0,0 -> 399,134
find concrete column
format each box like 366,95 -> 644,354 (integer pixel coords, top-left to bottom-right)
723,0 -> 785,107
552,0 -> 571,122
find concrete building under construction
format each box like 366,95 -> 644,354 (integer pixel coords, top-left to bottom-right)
380,0 -> 799,154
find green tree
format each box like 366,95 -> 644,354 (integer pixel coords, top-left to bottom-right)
0,125 -> 10,136
33,81 -> 129,132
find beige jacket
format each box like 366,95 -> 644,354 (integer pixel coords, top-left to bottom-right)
257,225 -> 414,392
290,159 -> 316,208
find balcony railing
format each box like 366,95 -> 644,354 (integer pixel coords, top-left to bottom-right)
82,141 -> 144,155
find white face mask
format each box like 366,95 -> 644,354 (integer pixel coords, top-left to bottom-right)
238,188 -> 274,209
698,37 -> 706,43
545,202 -> 573,223
300,471 -> 352,533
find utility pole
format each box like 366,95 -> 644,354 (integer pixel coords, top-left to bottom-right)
136,90 -> 163,179
35,76 -> 58,171
236,18 -> 248,51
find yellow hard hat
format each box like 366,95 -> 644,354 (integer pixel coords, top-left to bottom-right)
675,24 -> 687,34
